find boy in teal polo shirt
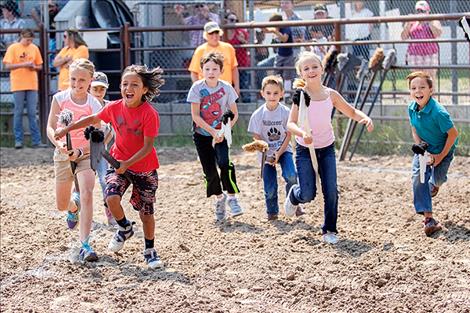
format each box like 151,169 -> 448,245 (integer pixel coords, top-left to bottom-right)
407,71 -> 459,236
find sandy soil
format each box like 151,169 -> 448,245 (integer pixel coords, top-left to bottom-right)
1,147 -> 469,313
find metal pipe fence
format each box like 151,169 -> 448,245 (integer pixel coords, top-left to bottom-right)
1,12 -> 469,145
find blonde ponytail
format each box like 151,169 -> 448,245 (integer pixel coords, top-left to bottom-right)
293,78 -> 306,89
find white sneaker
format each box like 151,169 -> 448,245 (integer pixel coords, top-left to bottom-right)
108,223 -> 134,252
144,248 -> 164,269
284,185 -> 298,217
322,231 -> 338,244
214,193 -> 227,222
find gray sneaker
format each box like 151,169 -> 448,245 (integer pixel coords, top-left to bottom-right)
215,193 -> 227,222
227,197 -> 244,217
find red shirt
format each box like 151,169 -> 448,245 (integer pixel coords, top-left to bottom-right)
98,99 -> 160,172
227,29 -> 250,67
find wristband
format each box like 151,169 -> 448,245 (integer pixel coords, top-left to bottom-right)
77,148 -> 83,158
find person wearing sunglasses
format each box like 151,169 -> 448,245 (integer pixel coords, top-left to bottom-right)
174,3 -> 221,47
52,29 -> 89,91
401,0 -> 442,81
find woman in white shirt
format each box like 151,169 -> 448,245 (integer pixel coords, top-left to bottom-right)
345,1 -> 374,59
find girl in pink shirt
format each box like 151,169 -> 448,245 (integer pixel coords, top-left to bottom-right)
46,58 -> 101,263
286,51 -> 374,244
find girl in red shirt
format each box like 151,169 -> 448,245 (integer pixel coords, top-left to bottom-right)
55,65 -> 165,270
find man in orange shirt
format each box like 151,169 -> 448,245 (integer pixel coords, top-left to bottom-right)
2,29 -> 46,149
188,22 -> 240,96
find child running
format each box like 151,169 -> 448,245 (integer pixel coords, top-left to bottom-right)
89,71 -> 116,226
55,65 -> 165,269
406,71 -> 458,236
286,51 -> 374,244
247,75 -> 298,221
46,58 -> 102,262
187,52 -> 244,222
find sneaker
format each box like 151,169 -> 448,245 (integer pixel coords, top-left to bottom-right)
227,197 -> 244,217
323,231 -> 339,244
424,217 -> 442,236
78,242 -> 98,263
143,248 -> 164,269
14,142 -> 23,149
284,185 -> 298,217
66,210 -> 79,230
267,213 -> 278,221
215,193 -> 227,222
430,185 -> 439,197
108,222 -> 134,252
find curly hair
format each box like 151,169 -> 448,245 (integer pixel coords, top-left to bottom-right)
122,64 -> 165,102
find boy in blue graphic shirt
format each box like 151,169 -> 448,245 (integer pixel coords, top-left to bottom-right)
187,52 -> 244,222
407,71 -> 459,236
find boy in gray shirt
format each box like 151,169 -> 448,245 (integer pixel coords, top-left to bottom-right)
187,52 -> 244,222
248,75 -> 299,220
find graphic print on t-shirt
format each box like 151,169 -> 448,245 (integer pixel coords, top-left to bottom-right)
200,87 -> 226,130
115,115 -> 143,137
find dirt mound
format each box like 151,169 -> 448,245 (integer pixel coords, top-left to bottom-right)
1,147 -> 469,312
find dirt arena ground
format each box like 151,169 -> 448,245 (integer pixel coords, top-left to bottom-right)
1,147 -> 469,313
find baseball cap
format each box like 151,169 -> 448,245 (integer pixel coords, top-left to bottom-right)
204,21 -> 224,36
314,4 -> 327,14
91,71 -> 109,88
415,0 -> 430,12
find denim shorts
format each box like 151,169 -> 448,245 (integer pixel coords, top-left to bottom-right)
105,169 -> 158,215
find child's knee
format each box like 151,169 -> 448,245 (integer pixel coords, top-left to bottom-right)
139,211 -> 155,223
106,195 -> 121,208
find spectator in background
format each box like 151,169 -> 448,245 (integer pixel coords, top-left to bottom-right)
280,0 -> 305,57
306,25 -> 329,60
264,13 -> 295,97
255,30 -> 269,63
174,3 -> 221,47
189,21 -> 240,96
53,29 -> 89,91
310,4 -> 334,41
2,29 -> 46,149
401,0 -> 442,80
0,0 -> 25,49
225,11 -> 251,102
345,1 -> 374,60
31,0 -> 60,72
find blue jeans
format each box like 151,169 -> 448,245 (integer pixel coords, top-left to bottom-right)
412,151 -> 454,214
290,143 -> 338,234
263,151 -> 297,215
96,156 -> 108,201
13,90 -> 42,145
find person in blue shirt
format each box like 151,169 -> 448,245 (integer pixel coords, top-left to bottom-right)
407,71 -> 459,237
264,13 -> 295,98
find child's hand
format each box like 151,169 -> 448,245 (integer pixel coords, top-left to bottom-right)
430,153 -> 443,167
302,131 -> 313,145
359,117 -> 374,132
54,127 -> 67,140
116,160 -> 129,174
68,148 -> 80,161
57,141 -> 68,154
